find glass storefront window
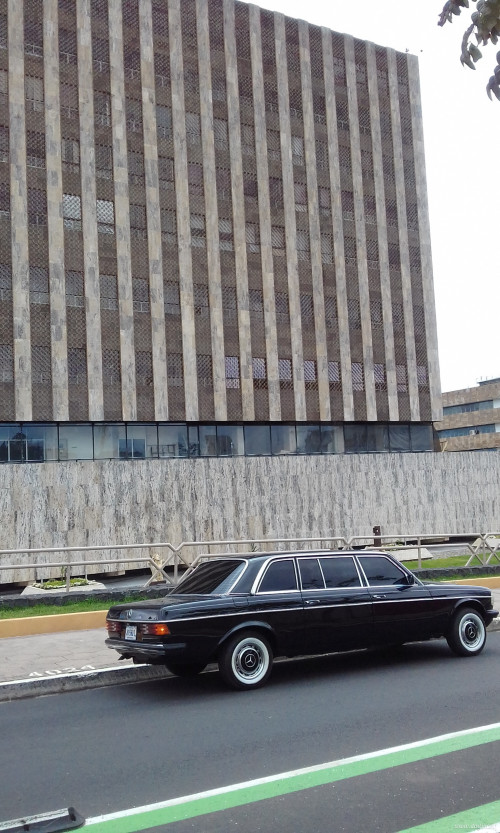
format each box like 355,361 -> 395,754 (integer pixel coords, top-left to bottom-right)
297,425 -> 322,454
188,425 -> 200,457
389,424 -> 411,452
344,424 -> 367,453
411,424 -> 433,452
271,425 -> 296,455
366,425 -> 389,453
59,424 -> 93,460
158,424 -> 188,457
217,425 -> 244,456
244,425 -> 271,455
199,425 -> 217,456
320,426 -> 343,453
94,424 -> 125,459
126,424 -> 158,458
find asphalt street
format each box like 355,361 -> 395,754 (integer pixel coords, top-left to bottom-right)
1,632 -> 500,832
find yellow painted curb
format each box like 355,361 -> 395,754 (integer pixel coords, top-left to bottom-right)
441,577 -> 500,588
0,610 -> 108,639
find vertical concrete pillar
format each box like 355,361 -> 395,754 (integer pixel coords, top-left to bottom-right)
322,28 -> 353,420
299,20 -> 330,421
169,0 -> 198,420
196,0 -> 227,422
77,0 -> 103,420
249,5 -> 280,421
44,0 -> 68,421
408,54 -> 442,420
275,13 -> 306,421
223,0 -> 254,420
345,36 -> 376,420
366,43 -> 398,421
139,0 -> 169,421
9,0 -> 32,420
388,49 -> 419,421
109,0 -> 137,422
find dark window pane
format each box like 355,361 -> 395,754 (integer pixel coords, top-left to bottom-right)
244,425 -> 271,455
259,560 -> 297,592
298,558 -> 324,590
358,556 -> 407,586
344,424 -> 367,453
411,424 -> 432,452
175,560 -> 246,594
320,557 -> 361,588
389,424 -> 411,451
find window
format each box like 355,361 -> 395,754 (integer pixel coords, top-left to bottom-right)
252,357 -> 267,388
28,189 -> 47,225
328,361 -> 341,389
94,91 -> 111,126
241,123 -> 255,155
100,274 -> 118,310
244,425 -> 271,455
276,293 -> 289,323
267,128 -> 280,162
300,294 -> 314,321
352,362 -> 364,392
165,282 -> 180,315
188,163 -> 204,197
321,234 -> 333,264
347,299 -> 361,329
26,131 -> 45,168
96,145 -> 113,179
304,360 -> 317,383
396,364 -> 408,392
158,156 -> 174,189
374,364 -> 386,391
296,229 -> 310,261
298,558 -> 324,590
246,223 -> 260,252
320,557 -> 361,588
358,555 -> 407,587
190,213 -> 205,247
214,118 -> 228,149
258,560 -> 298,593
291,135 -> 304,165
243,174 -> 258,200
294,182 -> 307,212
316,139 -> 328,169
128,150 -> 144,185
62,194 -> 81,230
161,209 -> 176,245
225,355 -> 240,389
219,218 -> 233,251
62,137 -> 80,172
319,186 -> 331,216
25,76 -> 44,111
126,99 -> 142,133
185,112 -> 201,145
130,204 -> 147,238
279,358 -> 292,383
97,199 -> 114,234
157,105 -> 172,139
269,177 -> 283,208
272,226 -> 285,255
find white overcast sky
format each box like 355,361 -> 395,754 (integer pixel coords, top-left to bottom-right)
250,0 -> 499,393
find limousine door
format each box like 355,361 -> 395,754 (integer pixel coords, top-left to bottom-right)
297,556 -> 373,653
356,555 -> 433,644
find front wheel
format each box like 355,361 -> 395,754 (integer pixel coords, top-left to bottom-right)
446,607 -> 486,657
164,661 -> 206,677
219,632 -> 273,690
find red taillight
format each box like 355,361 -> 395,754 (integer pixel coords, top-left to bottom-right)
140,623 -> 170,636
106,620 -> 121,633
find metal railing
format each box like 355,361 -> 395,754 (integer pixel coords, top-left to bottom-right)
0,532 -> 499,593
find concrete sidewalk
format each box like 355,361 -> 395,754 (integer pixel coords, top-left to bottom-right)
1,589 -> 499,702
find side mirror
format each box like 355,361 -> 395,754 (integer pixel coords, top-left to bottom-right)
405,572 -> 415,586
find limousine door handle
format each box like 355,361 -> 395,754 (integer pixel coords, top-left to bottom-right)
305,599 -> 321,606
372,594 -> 387,600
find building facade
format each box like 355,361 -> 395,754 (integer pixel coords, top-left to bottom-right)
0,0 -> 441,464
437,378 -> 500,452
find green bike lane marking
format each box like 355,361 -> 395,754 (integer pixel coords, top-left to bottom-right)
395,800 -> 500,832
83,722 -> 500,833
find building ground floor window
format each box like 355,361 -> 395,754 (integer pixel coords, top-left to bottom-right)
0,421 -> 434,463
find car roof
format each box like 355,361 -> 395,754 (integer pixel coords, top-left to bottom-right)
199,549 -> 383,562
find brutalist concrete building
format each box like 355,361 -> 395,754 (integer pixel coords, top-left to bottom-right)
0,0 -> 442,467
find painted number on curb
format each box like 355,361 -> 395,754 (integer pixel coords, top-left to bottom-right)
28,665 -> 96,677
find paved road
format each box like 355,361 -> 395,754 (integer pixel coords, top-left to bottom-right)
1,632 -> 500,832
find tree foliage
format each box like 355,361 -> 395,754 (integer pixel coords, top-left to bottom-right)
438,0 -> 500,99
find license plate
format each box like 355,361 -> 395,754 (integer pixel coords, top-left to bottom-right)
124,625 -> 137,641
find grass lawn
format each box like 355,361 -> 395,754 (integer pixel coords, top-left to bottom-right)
0,594 -> 160,620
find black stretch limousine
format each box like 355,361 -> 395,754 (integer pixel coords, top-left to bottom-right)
105,550 -> 498,690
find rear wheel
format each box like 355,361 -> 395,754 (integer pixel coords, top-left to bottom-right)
219,631 -> 273,690
164,661 -> 206,677
446,607 -> 486,657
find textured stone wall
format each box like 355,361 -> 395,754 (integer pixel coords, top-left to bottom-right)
0,452 -> 499,583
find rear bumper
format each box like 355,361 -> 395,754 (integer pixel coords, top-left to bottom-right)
105,638 -> 186,662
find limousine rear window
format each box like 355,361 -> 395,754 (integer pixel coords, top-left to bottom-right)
175,559 -> 246,594
258,559 -> 298,592
320,556 -> 361,588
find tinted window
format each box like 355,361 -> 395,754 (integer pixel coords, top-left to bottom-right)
259,560 -> 297,592
358,556 -> 407,586
298,558 -> 324,590
174,560 -> 245,594
320,557 -> 361,588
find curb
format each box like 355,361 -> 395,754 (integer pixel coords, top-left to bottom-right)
1,619 -> 498,702
0,663 -> 170,702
